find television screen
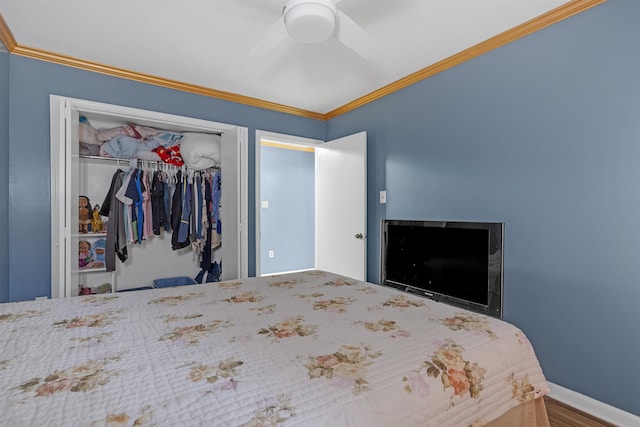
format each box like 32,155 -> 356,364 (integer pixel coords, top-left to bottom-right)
380,220 -> 504,318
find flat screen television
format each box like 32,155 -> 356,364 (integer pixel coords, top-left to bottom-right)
380,219 -> 504,318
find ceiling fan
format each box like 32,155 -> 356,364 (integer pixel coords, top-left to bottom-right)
248,0 -> 374,59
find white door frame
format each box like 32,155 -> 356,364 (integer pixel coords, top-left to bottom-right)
254,130 -> 323,276
51,95 -> 248,298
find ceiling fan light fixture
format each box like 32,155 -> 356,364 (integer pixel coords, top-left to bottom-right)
284,0 -> 337,44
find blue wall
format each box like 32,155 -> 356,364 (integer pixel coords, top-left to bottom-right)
260,145 -> 315,274
5,54 -> 325,302
0,50 -> 9,303
327,0 -> 639,416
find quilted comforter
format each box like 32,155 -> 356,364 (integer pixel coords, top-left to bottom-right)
0,270 -> 549,426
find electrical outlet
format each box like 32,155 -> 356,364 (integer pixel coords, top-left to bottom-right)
268,250 -> 274,258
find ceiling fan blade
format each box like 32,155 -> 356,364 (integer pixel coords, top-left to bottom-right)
248,16 -> 289,57
334,10 -> 374,59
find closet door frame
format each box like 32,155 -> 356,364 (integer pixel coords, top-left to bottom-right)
50,95 -> 248,298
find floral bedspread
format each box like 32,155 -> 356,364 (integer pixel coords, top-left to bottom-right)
0,271 -> 548,426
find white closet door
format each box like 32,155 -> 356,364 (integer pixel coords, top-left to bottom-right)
50,97 -> 70,298
315,131 -> 367,280
50,97 -> 81,298
220,126 -> 246,280
66,102 -> 82,297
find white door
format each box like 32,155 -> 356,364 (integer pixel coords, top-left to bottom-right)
220,126 -> 248,280
50,97 -> 80,298
315,132 -> 367,280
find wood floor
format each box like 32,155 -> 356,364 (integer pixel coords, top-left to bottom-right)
545,396 -> 618,427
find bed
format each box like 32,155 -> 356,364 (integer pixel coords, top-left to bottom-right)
0,270 -> 550,426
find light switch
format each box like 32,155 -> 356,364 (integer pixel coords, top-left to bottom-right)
379,190 -> 387,204
261,200 -> 269,208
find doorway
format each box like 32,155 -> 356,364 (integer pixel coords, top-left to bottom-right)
256,131 -> 322,276
255,130 -> 367,280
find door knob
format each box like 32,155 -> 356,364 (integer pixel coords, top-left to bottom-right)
354,233 -> 364,239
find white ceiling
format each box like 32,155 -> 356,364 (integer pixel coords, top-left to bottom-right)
0,1 -> 579,115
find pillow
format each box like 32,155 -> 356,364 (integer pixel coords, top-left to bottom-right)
180,132 -> 222,170
79,122 -> 101,145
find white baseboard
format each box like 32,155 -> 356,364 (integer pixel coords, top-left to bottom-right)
547,382 -> 639,427
260,268 -> 314,277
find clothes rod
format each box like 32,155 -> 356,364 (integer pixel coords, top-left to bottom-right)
78,155 -> 220,171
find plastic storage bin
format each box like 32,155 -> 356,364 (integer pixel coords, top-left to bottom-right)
153,276 -> 196,288
116,286 -> 154,292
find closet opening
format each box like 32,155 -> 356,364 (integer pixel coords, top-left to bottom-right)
51,96 -> 248,298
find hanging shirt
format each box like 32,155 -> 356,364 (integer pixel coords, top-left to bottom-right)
178,176 -> 191,244
142,170 -> 153,239
124,168 -> 140,242
134,170 -> 145,242
171,171 -> 190,250
164,180 -> 174,232
115,167 -> 135,243
200,177 -> 213,272
191,174 -> 201,241
151,171 -> 166,235
104,169 -> 127,271
211,171 -> 221,224
195,174 -> 203,240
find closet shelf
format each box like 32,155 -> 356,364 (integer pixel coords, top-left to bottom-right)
75,232 -> 107,238
76,154 -> 143,163
73,266 -> 107,274
76,154 -> 221,171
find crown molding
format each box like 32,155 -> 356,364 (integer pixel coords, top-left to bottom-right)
9,43 -> 327,121
0,13 -> 17,51
324,0 -> 607,119
0,13 -> 324,121
1,0 -> 606,121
